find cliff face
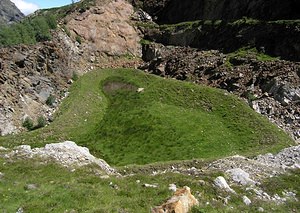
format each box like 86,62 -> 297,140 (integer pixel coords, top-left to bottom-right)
138,0 -> 300,24
0,0 -> 24,25
143,20 -> 300,61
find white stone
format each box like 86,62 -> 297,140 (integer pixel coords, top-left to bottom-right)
258,207 -> 264,212
0,146 -> 8,151
137,88 -> 144,93
214,176 -> 235,193
168,183 -> 177,192
143,183 -> 158,188
8,141 -> 117,175
242,195 -> 251,205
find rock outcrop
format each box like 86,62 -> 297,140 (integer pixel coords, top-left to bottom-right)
4,141 -> 117,175
66,0 -> 141,58
152,186 -> 199,213
0,42 -> 72,135
142,20 -> 300,61
0,0 -> 24,25
214,176 -> 236,193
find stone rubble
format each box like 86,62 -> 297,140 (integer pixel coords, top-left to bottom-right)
255,145 -> 300,169
208,145 -> 300,180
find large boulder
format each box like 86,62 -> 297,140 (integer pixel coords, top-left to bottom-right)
214,176 -> 236,193
152,186 -> 199,213
6,141 -> 117,175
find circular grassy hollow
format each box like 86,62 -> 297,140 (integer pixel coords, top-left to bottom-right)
0,69 -> 294,166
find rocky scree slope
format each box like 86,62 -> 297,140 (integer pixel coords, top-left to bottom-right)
0,0 -> 24,25
0,0 -> 142,135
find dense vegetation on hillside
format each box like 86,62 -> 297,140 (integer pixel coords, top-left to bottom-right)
0,14 -> 57,46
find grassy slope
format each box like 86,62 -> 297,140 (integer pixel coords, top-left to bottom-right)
0,157 -> 299,212
0,68 -> 293,166
0,68 -> 297,212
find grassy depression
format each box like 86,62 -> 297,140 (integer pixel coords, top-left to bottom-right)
0,69 -> 294,166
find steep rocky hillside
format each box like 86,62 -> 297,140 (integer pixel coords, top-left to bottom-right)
0,0 -> 142,135
0,0 -> 24,25
135,2 -> 300,142
134,0 -> 300,24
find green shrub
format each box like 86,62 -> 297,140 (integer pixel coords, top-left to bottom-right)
0,14 -> 57,47
22,117 -> 34,131
36,116 -> 47,128
46,95 -> 56,106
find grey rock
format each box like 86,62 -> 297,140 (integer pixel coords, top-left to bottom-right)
226,168 -> 257,186
8,141 -> 118,175
214,176 -> 235,193
242,195 -> 251,205
258,207 -> 264,212
0,0 -> 24,25
16,207 -> 24,213
25,183 -> 38,190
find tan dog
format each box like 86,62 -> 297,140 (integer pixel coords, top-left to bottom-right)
152,186 -> 199,213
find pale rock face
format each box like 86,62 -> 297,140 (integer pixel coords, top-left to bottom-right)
214,176 -> 236,193
67,0 -> 142,57
152,186 -> 199,213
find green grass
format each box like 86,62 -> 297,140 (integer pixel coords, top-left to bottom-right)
225,47 -> 280,68
0,157 -> 219,212
0,157 -> 298,212
0,69 -> 293,166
